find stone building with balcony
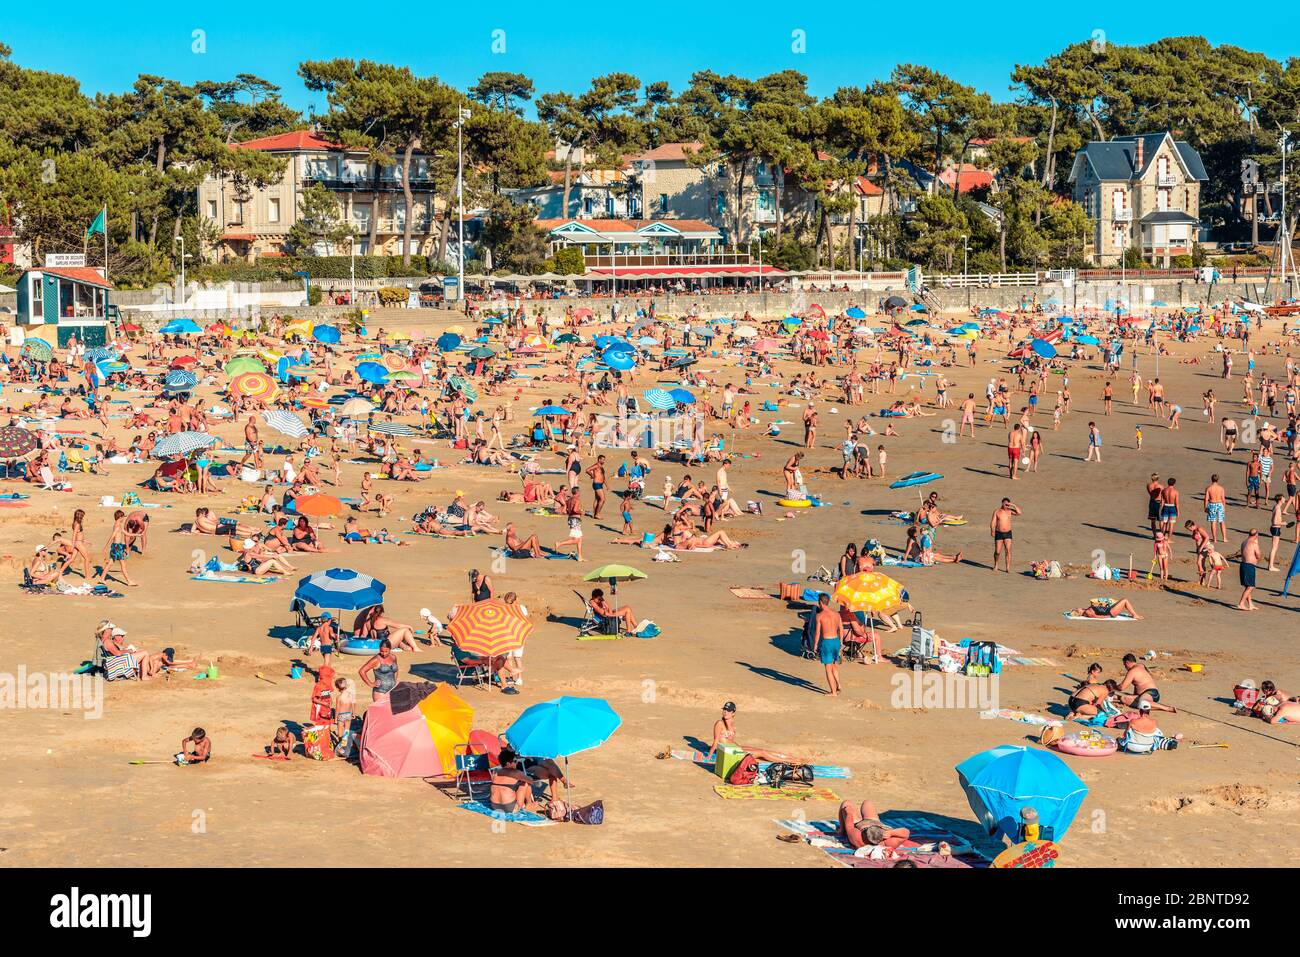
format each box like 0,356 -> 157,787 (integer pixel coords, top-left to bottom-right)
197,130 -> 440,261
1068,132 -> 1208,266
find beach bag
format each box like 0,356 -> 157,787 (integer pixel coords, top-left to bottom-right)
726,753 -> 760,786
301,724 -> 331,761
568,800 -> 605,825
1040,725 -> 1065,748
764,763 -> 814,789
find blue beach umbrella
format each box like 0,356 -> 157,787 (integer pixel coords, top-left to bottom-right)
533,405 -> 571,417
355,361 -> 389,384
312,325 -> 341,345
435,333 -> 462,352
643,388 -> 676,411
668,388 -> 695,405
504,696 -> 622,759
159,318 -> 201,335
956,745 -> 1087,843
602,348 -> 635,371
1074,335 -> 1100,346
845,307 -> 866,319
294,568 -> 387,611
163,369 -> 199,391
1030,339 -> 1057,359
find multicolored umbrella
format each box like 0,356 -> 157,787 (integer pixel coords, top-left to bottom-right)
417,685 -> 475,774
379,353 -> 408,373
163,369 -> 199,391
21,339 -> 53,361
0,425 -> 39,461
151,431 -> 216,459
448,599 -> 534,657
231,372 -> 279,401
832,572 -> 905,614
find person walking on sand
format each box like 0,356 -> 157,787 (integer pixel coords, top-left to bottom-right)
812,595 -> 843,697
1159,478 -> 1180,536
1238,529 -> 1261,610
1204,474 -> 1228,543
1085,421 -> 1102,463
991,498 -> 1021,573
1007,424 -> 1025,480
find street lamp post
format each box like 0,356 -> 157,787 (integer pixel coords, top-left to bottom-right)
349,234 -> 356,307
456,106 -> 471,309
174,235 -> 185,306
960,233 -> 969,309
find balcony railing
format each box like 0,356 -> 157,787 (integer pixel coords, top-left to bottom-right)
1156,174 -> 1178,187
303,175 -> 436,194
752,208 -> 778,223
582,252 -> 754,268
1111,209 -> 1132,222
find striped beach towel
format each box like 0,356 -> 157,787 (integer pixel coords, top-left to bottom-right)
103,653 -> 137,681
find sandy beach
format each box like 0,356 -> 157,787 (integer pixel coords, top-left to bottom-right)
3,304 -> 1299,869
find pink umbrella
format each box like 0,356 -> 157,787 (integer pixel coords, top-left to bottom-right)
357,699 -> 447,778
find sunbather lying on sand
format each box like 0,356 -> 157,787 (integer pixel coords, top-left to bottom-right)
191,507 -> 259,539
1069,598 -> 1143,619
838,798 -> 912,850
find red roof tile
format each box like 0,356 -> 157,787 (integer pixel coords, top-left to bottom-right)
234,130 -> 341,152
855,177 -> 884,196
939,165 -> 995,193
42,267 -> 111,288
628,142 -> 704,163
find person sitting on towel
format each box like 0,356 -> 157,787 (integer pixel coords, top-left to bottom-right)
489,749 -> 539,815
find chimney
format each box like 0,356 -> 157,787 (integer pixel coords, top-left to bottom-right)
1134,138 -> 1144,177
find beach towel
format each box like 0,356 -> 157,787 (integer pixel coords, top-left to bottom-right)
37,582 -> 125,598
880,557 -> 926,568
1062,612 -> 1136,621
103,652 -> 137,681
457,800 -> 557,827
775,817 -> 992,868
728,587 -> 774,600
191,572 -> 278,584
668,749 -> 852,779
713,784 -> 841,801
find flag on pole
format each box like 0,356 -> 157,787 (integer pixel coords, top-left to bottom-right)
86,208 -> 106,237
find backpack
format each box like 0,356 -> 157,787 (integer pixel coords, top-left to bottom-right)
726,753 -> 760,786
764,763 -> 815,789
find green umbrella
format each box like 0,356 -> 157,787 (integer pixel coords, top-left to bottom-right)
386,370 -> 419,381
583,565 -> 646,632
224,356 -> 265,376
467,346 -> 497,359
21,339 -> 53,361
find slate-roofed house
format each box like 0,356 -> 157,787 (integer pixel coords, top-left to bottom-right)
1068,132 -> 1208,266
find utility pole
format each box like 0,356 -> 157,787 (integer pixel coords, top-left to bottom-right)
456,106 -> 471,310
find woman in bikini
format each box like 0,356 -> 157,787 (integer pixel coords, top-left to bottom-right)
708,702 -> 806,764
68,509 -> 95,580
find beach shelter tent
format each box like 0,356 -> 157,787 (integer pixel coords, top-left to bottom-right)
358,686 -> 473,778
956,745 -> 1087,843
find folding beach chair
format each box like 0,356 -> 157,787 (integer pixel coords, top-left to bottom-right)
290,596 -> 324,631
451,645 -> 494,690
452,746 -> 492,798
574,589 -> 619,637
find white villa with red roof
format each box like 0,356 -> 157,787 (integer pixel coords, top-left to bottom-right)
197,130 -> 441,261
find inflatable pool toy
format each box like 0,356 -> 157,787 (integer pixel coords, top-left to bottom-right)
777,499 -> 812,508
339,638 -> 383,656
1054,729 -> 1118,757
992,839 -> 1059,868
889,471 -> 943,489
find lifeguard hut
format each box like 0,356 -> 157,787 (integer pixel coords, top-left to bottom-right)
15,255 -> 111,348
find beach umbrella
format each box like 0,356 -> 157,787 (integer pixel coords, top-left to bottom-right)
1151,300 -> 1169,308
435,333 -> 462,352
467,346 -> 497,360
445,324 -> 466,335
368,421 -> 414,436
781,316 -> 801,327
379,353 -> 408,373
169,355 -> 199,368
733,325 -> 758,338
670,356 -> 697,369
261,410 -> 309,439
595,336 -> 632,351
21,339 -> 53,361
533,405 -> 571,417
84,346 -> 114,363
1074,335 -> 1100,346
300,396 -> 329,410
807,304 -> 827,319
206,322 -> 232,335
833,572 -> 906,614
340,397 -> 375,418
0,425 -> 39,461
231,371 -> 280,402
294,567 -> 386,610
602,348 -> 636,371
163,369 -> 199,391
384,369 -> 419,383
956,745 -> 1087,843
1030,339 -> 1057,359
151,431 -> 215,459
573,307 -> 593,320
447,374 -> 478,402
583,564 -> 645,624
448,599 -> 534,657
293,494 -> 345,518
884,295 -> 908,309
120,322 -> 142,333
643,388 -> 676,411
908,303 -> 928,312
98,361 -> 129,375
312,325 -> 341,345
356,361 -> 389,384
224,356 -> 264,377
845,306 -> 867,319
669,388 -> 696,405
553,332 -> 580,345
504,696 -> 621,760
416,685 -> 476,775
159,318 -> 202,335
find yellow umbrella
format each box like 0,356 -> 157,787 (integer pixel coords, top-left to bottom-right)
833,572 -> 905,613
284,318 -> 313,335
417,684 -> 475,775
445,325 -> 465,335
384,330 -> 413,341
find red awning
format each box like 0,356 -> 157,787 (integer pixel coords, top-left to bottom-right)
221,233 -> 256,242
586,264 -> 785,279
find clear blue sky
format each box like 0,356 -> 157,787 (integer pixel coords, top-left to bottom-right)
5,3 -> 1298,114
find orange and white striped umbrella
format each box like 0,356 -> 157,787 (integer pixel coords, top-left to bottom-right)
379,353 -> 409,373
832,572 -> 906,613
231,371 -> 280,401
448,599 -> 533,657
